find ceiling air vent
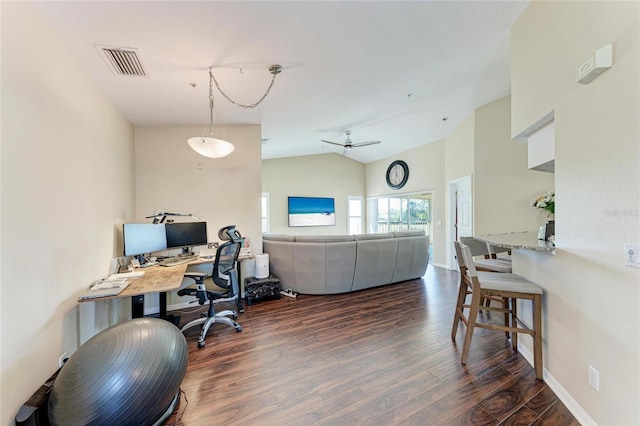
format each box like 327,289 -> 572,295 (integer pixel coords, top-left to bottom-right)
96,45 -> 147,77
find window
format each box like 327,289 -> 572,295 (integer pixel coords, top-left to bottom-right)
261,192 -> 270,233
347,196 -> 363,235
367,194 -> 431,236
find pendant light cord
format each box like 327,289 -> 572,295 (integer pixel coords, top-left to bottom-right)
209,65 -> 281,109
208,69 -> 228,141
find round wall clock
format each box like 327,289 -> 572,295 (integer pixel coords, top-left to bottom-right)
386,160 -> 409,189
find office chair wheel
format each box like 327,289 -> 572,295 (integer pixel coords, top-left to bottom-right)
197,341 -> 206,349
235,325 -> 243,332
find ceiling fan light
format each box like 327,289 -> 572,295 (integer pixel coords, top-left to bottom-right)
187,137 -> 235,158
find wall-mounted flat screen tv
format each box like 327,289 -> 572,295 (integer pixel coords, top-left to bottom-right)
288,196 -> 336,227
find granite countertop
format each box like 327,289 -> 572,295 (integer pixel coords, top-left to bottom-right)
476,231 -> 555,252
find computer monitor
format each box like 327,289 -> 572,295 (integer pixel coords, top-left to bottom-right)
165,222 -> 208,252
123,223 -> 167,257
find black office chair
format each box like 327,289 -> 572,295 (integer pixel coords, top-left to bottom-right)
177,225 -> 243,348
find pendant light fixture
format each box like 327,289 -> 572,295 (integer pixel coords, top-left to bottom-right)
187,64 -> 283,158
187,68 -> 235,158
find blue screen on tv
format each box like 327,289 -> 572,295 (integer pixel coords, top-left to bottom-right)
288,196 -> 336,227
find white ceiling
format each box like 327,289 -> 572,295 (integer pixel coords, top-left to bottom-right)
31,1 -> 528,164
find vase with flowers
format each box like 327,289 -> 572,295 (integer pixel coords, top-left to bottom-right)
531,191 -> 555,220
532,191 -> 555,240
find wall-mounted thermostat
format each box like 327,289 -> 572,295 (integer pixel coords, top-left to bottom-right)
576,43 -> 613,84
625,243 -> 640,268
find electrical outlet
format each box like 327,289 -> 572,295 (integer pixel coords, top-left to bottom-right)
625,243 -> 640,268
59,352 -> 68,368
588,365 -> 600,392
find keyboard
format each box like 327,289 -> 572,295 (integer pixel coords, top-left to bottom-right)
158,255 -> 198,267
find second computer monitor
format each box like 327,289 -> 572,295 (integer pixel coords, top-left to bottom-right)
165,222 -> 208,250
123,223 -> 167,257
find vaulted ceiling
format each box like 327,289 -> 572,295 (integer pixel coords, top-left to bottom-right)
31,1 -> 528,163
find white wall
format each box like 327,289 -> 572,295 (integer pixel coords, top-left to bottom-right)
262,153 -> 366,235
444,112 -> 475,268
474,96 -> 554,236
445,112 -> 475,185
135,125 -> 262,307
511,2 -> 640,424
366,141 -> 446,265
1,3 -> 135,424
441,97 -> 554,268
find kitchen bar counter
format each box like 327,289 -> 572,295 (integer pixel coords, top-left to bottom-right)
476,231 -> 555,252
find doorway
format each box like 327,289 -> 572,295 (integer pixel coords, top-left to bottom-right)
448,175 -> 472,269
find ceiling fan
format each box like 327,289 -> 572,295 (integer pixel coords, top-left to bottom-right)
321,130 -> 381,150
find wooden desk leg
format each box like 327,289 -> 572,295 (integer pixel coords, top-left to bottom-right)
132,293 -> 180,326
160,292 -> 168,317
160,292 -> 181,326
131,295 -> 145,318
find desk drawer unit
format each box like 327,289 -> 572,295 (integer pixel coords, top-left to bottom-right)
245,276 -> 281,305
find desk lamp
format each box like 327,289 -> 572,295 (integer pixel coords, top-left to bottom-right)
146,209 -> 200,224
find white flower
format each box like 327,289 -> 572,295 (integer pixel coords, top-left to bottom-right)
531,192 -> 555,214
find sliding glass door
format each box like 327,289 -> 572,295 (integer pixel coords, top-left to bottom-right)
367,193 -> 432,237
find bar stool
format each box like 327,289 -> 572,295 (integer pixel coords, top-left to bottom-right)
487,243 -> 512,261
452,241 -> 544,380
459,236 -> 511,273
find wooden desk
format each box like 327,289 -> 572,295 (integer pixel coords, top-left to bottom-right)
79,263 -> 189,320
123,263 -> 189,319
119,264 -> 189,299
79,253 -> 253,321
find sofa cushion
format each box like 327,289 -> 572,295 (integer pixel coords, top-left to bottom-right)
353,232 -> 394,241
392,236 -> 429,282
325,242 -> 357,294
261,240 -> 296,290
392,231 -> 426,238
292,243 -> 327,294
295,235 -> 355,243
292,241 -> 356,295
352,238 -> 398,291
262,233 -> 296,242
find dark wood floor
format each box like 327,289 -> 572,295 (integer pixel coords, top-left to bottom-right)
167,266 -> 579,425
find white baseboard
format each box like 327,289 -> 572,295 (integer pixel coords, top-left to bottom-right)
430,262 -> 451,269
168,301 -> 195,311
518,343 -> 596,425
142,301 -> 194,316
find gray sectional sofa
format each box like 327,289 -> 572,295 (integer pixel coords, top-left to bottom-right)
262,231 -> 429,295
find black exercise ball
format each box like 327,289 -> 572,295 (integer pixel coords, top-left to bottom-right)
48,318 -> 188,425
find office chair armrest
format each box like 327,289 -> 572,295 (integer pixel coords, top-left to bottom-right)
184,272 -> 207,279
181,272 -> 209,304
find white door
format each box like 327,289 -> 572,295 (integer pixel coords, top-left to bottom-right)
456,176 -> 472,239
449,175 -> 472,268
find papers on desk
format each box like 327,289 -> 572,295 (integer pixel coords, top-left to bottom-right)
78,278 -> 131,301
91,278 -> 129,290
108,271 -> 145,279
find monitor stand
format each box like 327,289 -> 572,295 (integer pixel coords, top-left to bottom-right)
179,247 -> 193,257
136,254 -> 158,268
